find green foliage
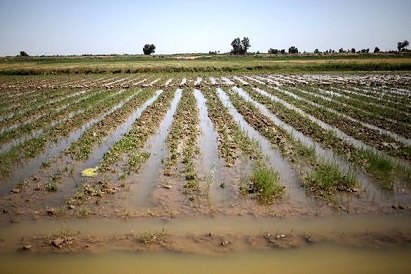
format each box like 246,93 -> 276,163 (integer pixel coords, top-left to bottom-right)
306,163 -> 357,197
19,51 -> 29,57
357,149 -> 394,190
288,46 -> 298,54
45,182 -> 58,192
143,44 -> 156,55
397,40 -> 409,51
231,37 -> 251,55
249,166 -> 284,203
268,48 -> 279,54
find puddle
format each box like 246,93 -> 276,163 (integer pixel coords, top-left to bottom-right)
209,77 -> 217,85
143,78 -> 161,87
194,77 -> 202,86
179,78 -> 187,86
216,88 -> 308,204
244,75 -> 267,85
232,76 -> 249,85
164,78 -> 173,86
127,89 -> 182,208
103,75 -> 131,87
131,78 -> 148,86
221,77 -> 235,85
2,245 -> 410,274
194,89 -> 233,205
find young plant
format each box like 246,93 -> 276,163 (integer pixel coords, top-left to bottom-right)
249,165 -> 284,203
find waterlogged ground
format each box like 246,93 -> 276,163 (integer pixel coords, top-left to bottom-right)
0,73 -> 411,272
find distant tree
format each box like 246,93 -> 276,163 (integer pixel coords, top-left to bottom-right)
338,48 -> 344,53
19,51 -> 29,57
241,37 -> 251,54
230,37 -> 251,55
268,48 -> 279,54
288,46 -> 298,54
143,44 -> 156,55
208,51 -> 217,55
374,47 -> 380,53
280,49 -> 286,54
351,48 -> 356,53
314,49 -> 320,54
231,38 -> 242,55
397,40 -> 409,51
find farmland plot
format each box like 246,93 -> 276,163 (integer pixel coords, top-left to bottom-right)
0,73 -> 410,256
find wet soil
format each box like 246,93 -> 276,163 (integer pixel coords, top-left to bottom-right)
0,73 -> 410,261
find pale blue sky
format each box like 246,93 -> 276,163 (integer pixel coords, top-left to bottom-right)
0,0 -> 410,56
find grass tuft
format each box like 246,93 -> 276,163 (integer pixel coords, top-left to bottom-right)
306,162 -> 357,197
357,149 -> 394,190
249,165 -> 284,203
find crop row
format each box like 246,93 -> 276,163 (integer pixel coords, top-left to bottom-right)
242,86 -> 408,190
0,89 -> 136,177
163,89 -> 201,201
0,89 -> 103,145
291,86 -> 410,157
225,88 -> 358,198
243,80 -> 411,162
65,88 -> 155,161
1,74 -> 410,215
286,85 -> 411,139
100,89 -> 176,172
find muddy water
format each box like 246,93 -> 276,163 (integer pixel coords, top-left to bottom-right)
1,214 -> 410,273
127,89 -> 182,208
194,89 -> 233,205
217,88 -> 308,204
1,245 -> 410,274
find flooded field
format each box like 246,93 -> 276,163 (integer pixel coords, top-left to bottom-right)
0,73 -> 411,272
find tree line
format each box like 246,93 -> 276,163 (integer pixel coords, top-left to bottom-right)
17,39 -> 409,57
266,40 -> 408,55
142,37 -> 408,56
